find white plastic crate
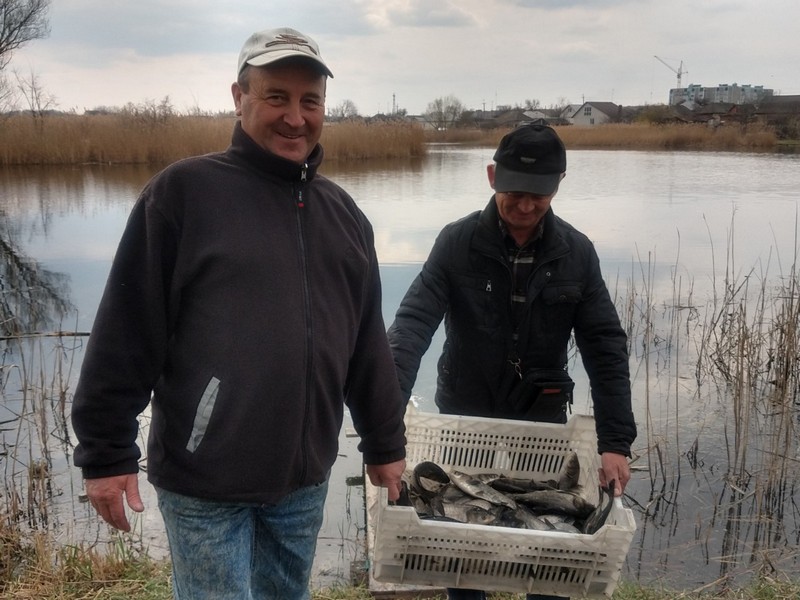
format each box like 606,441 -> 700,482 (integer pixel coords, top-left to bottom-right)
368,409 -> 636,598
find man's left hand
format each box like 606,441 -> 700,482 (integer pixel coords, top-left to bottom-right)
599,452 -> 631,496
365,459 -> 406,502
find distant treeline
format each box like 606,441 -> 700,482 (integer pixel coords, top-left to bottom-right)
0,112 -> 783,167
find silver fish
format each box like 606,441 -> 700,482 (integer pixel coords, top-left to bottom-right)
548,521 -> 582,534
557,451 -> 581,491
489,476 -> 558,494
540,514 -> 582,533
431,496 -> 503,525
411,461 -> 450,499
449,470 -> 518,510
538,513 -> 577,526
436,483 -> 470,503
432,483 -> 498,512
483,451 -> 581,494
582,479 -> 616,534
512,489 -> 596,518
508,505 -> 552,531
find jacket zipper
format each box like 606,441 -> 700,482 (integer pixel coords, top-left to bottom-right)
296,164 -> 307,208
294,162 -> 312,482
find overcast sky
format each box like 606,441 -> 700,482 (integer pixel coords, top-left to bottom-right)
9,0 -> 800,116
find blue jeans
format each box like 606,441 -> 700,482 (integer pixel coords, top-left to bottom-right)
156,480 -> 329,600
447,589 -> 567,600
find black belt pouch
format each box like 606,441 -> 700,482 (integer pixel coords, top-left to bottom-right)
505,368 -> 574,423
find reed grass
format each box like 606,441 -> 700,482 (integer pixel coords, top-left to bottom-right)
320,120 -> 427,160
0,113 -> 235,166
425,122 -> 780,152
0,114 -> 782,167
614,213 -> 800,586
558,122 -> 778,151
0,113 -> 426,167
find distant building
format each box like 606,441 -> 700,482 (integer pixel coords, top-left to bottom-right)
668,83 -> 773,106
568,102 -> 621,126
560,104 -> 582,121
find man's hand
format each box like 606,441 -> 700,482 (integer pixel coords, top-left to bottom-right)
84,474 -> 145,532
599,452 -> 631,496
365,459 -> 406,502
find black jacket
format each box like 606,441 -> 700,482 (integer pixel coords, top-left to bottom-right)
388,198 -> 636,456
72,123 -> 406,503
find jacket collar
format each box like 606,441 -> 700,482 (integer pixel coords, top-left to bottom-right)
227,121 -> 324,182
474,196 -> 568,260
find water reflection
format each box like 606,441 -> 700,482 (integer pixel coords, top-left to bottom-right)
0,208 -> 76,544
0,215 -> 72,338
1,149 -> 800,591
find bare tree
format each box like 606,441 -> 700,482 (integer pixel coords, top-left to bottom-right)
523,98 -> 541,110
424,94 -> 465,130
14,65 -> 55,120
0,72 -> 16,112
0,0 -> 51,70
548,96 -> 572,115
328,99 -> 359,120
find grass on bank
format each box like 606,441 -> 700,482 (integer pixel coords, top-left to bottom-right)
0,111 -> 785,167
1,530 -> 798,600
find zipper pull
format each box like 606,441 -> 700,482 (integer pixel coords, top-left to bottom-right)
297,163 -> 308,208
485,280 -> 492,292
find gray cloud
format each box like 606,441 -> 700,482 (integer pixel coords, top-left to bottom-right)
390,1 -> 477,27
507,0 -> 634,8
360,0 -> 476,29
48,0 -> 376,57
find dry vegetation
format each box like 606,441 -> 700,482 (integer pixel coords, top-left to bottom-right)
0,113 -> 235,166
557,121 -> 778,151
321,120 -> 427,160
0,528 -> 797,600
428,122 -> 780,152
0,112 -> 427,167
0,112 -> 784,167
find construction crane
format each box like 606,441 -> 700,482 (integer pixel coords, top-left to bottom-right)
654,55 -> 686,88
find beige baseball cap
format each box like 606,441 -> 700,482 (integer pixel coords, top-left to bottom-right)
237,27 -> 333,78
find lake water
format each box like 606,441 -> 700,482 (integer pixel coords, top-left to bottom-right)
2,145 -> 800,592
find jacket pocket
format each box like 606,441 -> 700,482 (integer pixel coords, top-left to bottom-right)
541,283 -> 582,304
186,376 -> 220,453
451,272 -> 496,329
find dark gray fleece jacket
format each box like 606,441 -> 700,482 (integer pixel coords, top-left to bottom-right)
72,123 -> 406,504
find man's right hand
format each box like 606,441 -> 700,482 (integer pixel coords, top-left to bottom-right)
84,474 -> 145,532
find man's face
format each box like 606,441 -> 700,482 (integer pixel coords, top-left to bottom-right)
487,164 -> 560,243
231,61 -> 326,164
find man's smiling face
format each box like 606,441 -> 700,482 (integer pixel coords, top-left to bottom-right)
232,60 -> 326,164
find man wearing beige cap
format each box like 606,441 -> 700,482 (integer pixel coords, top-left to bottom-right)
388,123 -> 636,600
72,27 -> 406,599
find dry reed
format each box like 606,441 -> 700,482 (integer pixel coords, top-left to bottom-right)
320,120 -> 427,160
0,113 -> 235,166
557,122 -> 778,151
0,113 -> 427,166
432,122 -> 780,152
0,114 -> 782,167
616,215 -> 800,586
